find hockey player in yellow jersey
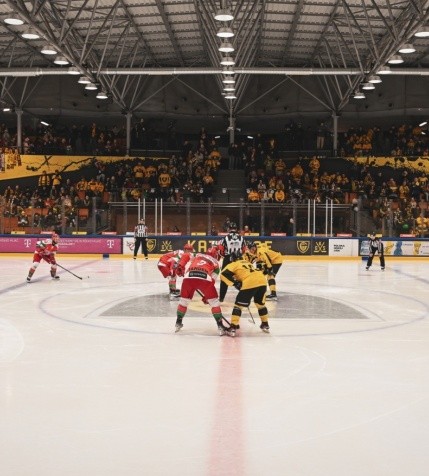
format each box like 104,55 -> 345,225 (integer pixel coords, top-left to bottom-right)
220,250 -> 270,337
245,242 -> 283,300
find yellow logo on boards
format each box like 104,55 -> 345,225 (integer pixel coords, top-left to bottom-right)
297,241 -> 310,254
384,242 -> 394,255
313,241 -> 327,254
414,242 -> 422,255
146,239 -> 157,252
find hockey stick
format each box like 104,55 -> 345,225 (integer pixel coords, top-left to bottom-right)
247,306 -> 256,325
196,289 -> 231,326
55,262 -> 84,280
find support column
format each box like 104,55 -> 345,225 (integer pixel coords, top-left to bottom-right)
16,108 -> 23,153
228,115 -> 235,145
126,111 -> 132,156
332,112 -> 339,157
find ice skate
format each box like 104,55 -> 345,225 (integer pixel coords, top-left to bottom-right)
26,277 -> 31,283
266,293 -> 277,301
225,323 -> 239,337
175,317 -> 183,332
216,320 -> 228,336
52,275 -> 60,280
260,322 -> 270,333
169,289 -> 180,300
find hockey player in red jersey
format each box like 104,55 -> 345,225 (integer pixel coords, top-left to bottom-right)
26,233 -> 60,282
174,246 -> 229,335
157,243 -> 194,298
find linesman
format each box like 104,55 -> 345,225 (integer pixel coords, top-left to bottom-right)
134,218 -> 149,259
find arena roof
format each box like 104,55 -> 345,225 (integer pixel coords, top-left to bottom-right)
1,0 -> 429,129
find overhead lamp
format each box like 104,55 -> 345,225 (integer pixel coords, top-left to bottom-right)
214,8 -> 234,22
362,82 -> 375,90
3,107 -> 11,112
96,90 -> 108,99
220,56 -> 235,66
40,121 -> 50,126
21,28 -> 40,40
218,41 -> 234,53
222,75 -> 235,84
398,43 -> 416,54
85,82 -> 98,90
353,90 -> 365,99
368,75 -> 382,83
415,26 -> 429,38
225,94 -> 237,99
376,65 -> 392,74
4,16 -> 24,25
223,86 -> 235,92
53,55 -> 69,65
67,66 -> 80,75
78,76 -> 91,84
40,44 -> 57,55
419,121 -> 427,127
217,27 -> 234,38
222,67 -> 235,75
388,54 -> 404,64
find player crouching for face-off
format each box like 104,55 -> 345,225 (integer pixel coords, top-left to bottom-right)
220,250 -> 270,337
26,233 -> 60,282
157,243 -> 194,298
174,246 -> 229,335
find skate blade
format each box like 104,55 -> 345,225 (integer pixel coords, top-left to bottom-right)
261,328 -> 270,333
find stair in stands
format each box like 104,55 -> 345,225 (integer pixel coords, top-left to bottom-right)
213,169 -> 246,203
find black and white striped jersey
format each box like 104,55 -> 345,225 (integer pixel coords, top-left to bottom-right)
134,223 -> 148,238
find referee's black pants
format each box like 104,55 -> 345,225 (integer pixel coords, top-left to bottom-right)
134,237 -> 148,258
219,254 -> 233,301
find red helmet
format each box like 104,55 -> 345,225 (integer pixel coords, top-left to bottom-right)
206,246 -> 220,260
183,243 -> 194,252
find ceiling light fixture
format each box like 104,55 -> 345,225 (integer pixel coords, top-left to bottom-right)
53,55 -> 69,65
40,44 -> 57,55
419,121 -> 427,127
362,82 -> 375,90
415,26 -> 429,38
368,75 -> 382,83
225,94 -> 237,99
21,28 -> 40,40
388,54 -> 404,64
222,67 -> 235,75
222,75 -> 235,84
214,8 -> 234,22
67,66 -> 80,75
216,27 -> 234,38
96,90 -> 108,99
78,76 -> 91,84
223,86 -> 235,92
220,56 -> 235,66
218,41 -> 234,53
85,82 -> 98,90
4,16 -> 24,25
353,90 -> 365,99
40,121 -> 50,126
376,65 -> 392,75
398,43 -> 416,54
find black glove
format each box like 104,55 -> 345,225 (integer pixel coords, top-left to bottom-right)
233,280 -> 242,290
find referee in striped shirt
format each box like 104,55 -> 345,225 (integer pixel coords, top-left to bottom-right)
134,219 -> 149,259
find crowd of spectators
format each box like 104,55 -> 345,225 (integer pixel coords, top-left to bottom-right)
2,121 -> 429,236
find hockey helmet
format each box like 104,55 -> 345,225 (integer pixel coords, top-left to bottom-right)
247,241 -> 257,252
229,222 -> 237,232
183,243 -> 194,252
206,246 -> 220,260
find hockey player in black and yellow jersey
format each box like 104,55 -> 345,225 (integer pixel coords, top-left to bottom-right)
245,242 -> 283,300
220,251 -> 270,337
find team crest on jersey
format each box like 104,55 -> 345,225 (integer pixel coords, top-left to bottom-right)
297,240 -> 310,254
147,239 -> 157,252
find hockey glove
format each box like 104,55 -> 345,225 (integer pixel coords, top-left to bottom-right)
233,280 -> 242,290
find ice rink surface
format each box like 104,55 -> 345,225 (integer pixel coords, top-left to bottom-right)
1,255 -> 429,476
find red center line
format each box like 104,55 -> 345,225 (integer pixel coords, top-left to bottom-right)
208,338 -> 245,476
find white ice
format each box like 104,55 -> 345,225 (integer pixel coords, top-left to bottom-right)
1,256 -> 429,476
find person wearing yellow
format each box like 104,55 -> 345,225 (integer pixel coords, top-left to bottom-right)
246,242 -> 283,300
220,250 -> 270,337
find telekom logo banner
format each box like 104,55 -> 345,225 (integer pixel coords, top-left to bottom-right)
0,236 -> 122,254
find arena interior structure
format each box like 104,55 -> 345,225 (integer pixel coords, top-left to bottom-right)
1,1 -> 429,238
